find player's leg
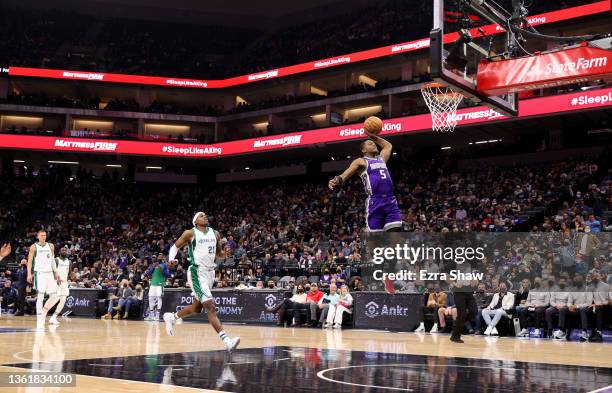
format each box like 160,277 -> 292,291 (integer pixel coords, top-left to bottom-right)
199,273 -> 240,351
164,265 -> 201,335
35,272 -> 45,315
202,270 -> 239,351
50,284 -> 67,324
451,292 -> 467,343
155,287 -> 163,319
383,196 -> 403,232
147,286 -> 159,320
41,274 -> 60,318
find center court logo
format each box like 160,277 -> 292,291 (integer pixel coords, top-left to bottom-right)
365,301 -> 380,318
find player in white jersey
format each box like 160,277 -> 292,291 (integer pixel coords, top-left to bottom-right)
163,212 -> 240,353
48,246 -> 71,325
27,229 -> 61,322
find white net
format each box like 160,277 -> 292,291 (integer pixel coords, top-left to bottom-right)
421,83 -> 464,132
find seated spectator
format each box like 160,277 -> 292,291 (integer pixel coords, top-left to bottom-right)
332,266 -> 347,285
518,279 -> 550,337
121,284 -> 144,319
1,281 -> 17,313
546,277 -> 570,338
482,282 -> 515,336
437,291 -> 457,333
320,269 -> 333,289
465,283 -> 489,334
564,275 -> 592,342
514,278 -> 531,315
266,279 -> 277,289
305,283 -> 324,327
254,266 -> 266,282
235,280 -> 251,290
254,281 -> 264,290
414,284 -> 446,333
266,284 -> 307,326
25,285 -> 37,314
325,285 -> 353,329
318,283 -> 339,328
101,279 -> 133,319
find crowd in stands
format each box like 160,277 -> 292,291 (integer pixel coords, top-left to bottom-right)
0,1 -> 597,79
0,148 -> 610,332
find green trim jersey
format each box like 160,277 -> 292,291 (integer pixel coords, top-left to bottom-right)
151,265 -> 166,287
188,227 -> 217,270
33,243 -> 54,272
55,257 -> 70,282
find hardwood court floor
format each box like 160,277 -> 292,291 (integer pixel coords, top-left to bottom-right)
0,316 -> 610,393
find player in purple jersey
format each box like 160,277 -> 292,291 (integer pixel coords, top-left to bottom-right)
328,131 -> 402,232
329,131 -> 402,293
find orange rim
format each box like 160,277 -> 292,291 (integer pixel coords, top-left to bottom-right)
422,82 -> 446,89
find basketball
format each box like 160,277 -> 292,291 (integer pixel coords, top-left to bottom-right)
364,116 -> 383,135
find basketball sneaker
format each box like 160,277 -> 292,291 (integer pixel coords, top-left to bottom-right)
553,330 -> 566,340
49,315 -> 60,325
226,337 -> 241,353
414,323 -> 425,332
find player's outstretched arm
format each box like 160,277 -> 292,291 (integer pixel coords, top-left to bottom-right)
366,132 -> 392,162
26,244 -> 35,284
169,229 -> 194,262
328,158 -> 366,190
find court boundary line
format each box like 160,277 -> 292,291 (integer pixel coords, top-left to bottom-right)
317,363 -> 612,392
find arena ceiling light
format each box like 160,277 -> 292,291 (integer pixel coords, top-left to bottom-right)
145,166 -> 163,170
310,86 -> 328,96
358,74 -> 377,87
441,146 -> 452,150
48,160 -> 79,165
13,159 -> 25,163
106,164 -> 122,168
473,139 -> 502,145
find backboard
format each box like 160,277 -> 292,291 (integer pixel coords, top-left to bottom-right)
429,0 -> 519,117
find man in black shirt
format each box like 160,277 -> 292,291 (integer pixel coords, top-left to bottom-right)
15,259 -> 28,316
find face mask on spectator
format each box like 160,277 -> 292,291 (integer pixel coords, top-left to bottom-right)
297,288 -> 304,294
574,279 -> 583,287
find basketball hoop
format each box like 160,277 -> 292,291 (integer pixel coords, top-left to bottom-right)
421,82 -> 464,132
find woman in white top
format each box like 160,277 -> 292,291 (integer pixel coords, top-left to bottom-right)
325,285 -> 353,329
